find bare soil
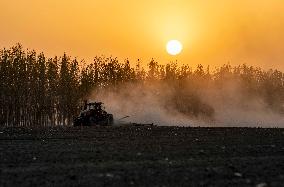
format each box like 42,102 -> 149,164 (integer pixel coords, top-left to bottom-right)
0,126 -> 284,187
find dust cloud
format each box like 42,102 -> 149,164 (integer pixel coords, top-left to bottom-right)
92,83 -> 195,126
201,79 -> 284,127
90,80 -> 284,128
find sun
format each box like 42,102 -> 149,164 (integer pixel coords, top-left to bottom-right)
166,40 -> 183,55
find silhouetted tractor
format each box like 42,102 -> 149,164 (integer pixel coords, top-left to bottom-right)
74,101 -> 114,126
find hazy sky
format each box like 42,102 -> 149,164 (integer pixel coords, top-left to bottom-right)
1,0 -> 284,70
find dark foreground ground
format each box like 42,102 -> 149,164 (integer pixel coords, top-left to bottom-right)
0,126 -> 284,187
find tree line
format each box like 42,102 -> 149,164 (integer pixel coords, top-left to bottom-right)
0,44 -> 283,126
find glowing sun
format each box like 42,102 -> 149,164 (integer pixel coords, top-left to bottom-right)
166,40 -> 183,55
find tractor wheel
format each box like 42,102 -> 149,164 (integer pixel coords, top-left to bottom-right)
89,116 -> 96,126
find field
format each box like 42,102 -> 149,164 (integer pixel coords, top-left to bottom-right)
1,126 -> 284,187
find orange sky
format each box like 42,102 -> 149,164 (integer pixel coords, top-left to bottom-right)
1,0 -> 284,70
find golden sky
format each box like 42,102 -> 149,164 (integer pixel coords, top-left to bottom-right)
1,0 -> 284,70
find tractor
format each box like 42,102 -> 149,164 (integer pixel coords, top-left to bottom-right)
73,101 -> 114,126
